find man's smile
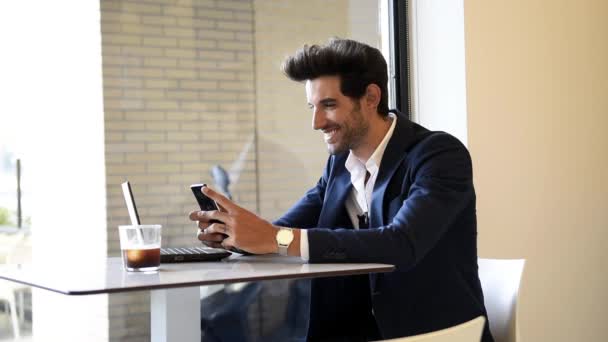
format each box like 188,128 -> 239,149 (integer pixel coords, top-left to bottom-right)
323,127 -> 340,144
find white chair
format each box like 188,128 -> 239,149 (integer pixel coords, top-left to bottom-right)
379,316 -> 486,342
478,258 -> 526,342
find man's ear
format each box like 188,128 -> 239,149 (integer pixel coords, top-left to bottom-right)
364,84 -> 381,111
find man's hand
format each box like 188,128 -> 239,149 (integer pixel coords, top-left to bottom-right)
189,186 -> 278,254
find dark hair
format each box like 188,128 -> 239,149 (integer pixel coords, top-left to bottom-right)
282,38 -> 389,116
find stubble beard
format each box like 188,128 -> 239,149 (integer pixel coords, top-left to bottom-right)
326,105 -> 369,155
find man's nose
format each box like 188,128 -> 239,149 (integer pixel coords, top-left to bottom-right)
312,108 -> 325,130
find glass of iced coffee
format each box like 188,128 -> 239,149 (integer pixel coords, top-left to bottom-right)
118,225 -> 161,272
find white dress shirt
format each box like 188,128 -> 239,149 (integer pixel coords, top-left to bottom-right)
300,113 -> 397,261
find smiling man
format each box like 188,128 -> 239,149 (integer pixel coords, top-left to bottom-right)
191,38 -> 493,342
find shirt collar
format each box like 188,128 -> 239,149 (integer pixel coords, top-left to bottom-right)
345,113 -> 397,175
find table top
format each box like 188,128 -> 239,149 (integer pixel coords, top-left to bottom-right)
0,255 -> 394,295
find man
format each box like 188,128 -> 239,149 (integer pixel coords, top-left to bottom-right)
191,38 -> 493,341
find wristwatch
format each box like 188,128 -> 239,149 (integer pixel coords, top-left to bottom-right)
276,228 -> 294,256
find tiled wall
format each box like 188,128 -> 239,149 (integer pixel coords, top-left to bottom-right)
100,1 -> 256,340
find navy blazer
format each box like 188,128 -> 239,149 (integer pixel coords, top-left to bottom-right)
275,111 -> 493,341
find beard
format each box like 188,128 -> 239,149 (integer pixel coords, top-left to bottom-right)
326,105 -> 369,155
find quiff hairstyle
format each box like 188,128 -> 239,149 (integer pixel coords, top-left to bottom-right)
282,38 -> 389,116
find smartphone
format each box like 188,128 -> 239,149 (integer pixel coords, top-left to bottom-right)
190,183 -> 220,212
190,183 -> 250,255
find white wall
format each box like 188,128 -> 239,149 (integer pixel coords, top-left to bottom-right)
409,0 -> 468,145
0,1 -> 108,341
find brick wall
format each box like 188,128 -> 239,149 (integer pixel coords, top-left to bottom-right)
101,1 -> 256,340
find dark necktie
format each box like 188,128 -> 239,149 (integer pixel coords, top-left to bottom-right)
357,212 -> 369,229
357,170 -> 371,229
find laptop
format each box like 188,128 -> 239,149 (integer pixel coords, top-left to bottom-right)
121,181 -> 231,263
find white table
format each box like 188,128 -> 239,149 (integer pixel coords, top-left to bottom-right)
0,254 -> 394,341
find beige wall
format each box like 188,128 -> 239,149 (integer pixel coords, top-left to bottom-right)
253,0 -> 350,219
465,1 -> 608,341
253,0 -> 380,220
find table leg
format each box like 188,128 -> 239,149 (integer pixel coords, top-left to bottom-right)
151,287 -> 201,342
17,289 -> 25,322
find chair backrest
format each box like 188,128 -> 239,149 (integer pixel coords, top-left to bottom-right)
380,316 -> 486,342
478,258 -> 526,342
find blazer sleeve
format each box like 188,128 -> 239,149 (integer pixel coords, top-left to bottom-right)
272,156 -> 332,229
306,133 -> 475,271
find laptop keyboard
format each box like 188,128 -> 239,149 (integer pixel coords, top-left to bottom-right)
160,246 -> 231,263
161,247 -> 227,255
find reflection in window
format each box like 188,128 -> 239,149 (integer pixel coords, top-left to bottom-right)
0,148 -> 33,338
101,0 -> 384,340
2,1 -> 387,340
0,149 -> 27,229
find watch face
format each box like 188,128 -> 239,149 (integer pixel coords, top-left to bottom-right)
277,229 -> 294,245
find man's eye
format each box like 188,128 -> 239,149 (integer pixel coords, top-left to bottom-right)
324,103 -> 336,108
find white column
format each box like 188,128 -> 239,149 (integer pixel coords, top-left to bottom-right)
151,287 -> 201,342
409,0 -> 468,145
0,1 -> 108,341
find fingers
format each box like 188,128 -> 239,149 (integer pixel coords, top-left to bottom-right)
197,224 -> 227,251
197,221 -> 228,241
189,209 -> 230,223
202,240 -> 224,249
188,210 -> 200,221
195,221 -> 235,251
198,231 -> 234,251
204,222 -> 229,235
202,185 -> 239,213
197,229 -> 225,242
197,219 -> 225,230
221,236 -> 235,251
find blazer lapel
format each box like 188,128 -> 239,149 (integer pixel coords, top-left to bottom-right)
369,111 -> 415,291
318,154 -> 353,228
369,111 -> 414,228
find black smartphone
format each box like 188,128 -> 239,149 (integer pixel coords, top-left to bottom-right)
190,183 -> 250,255
190,183 -> 220,212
